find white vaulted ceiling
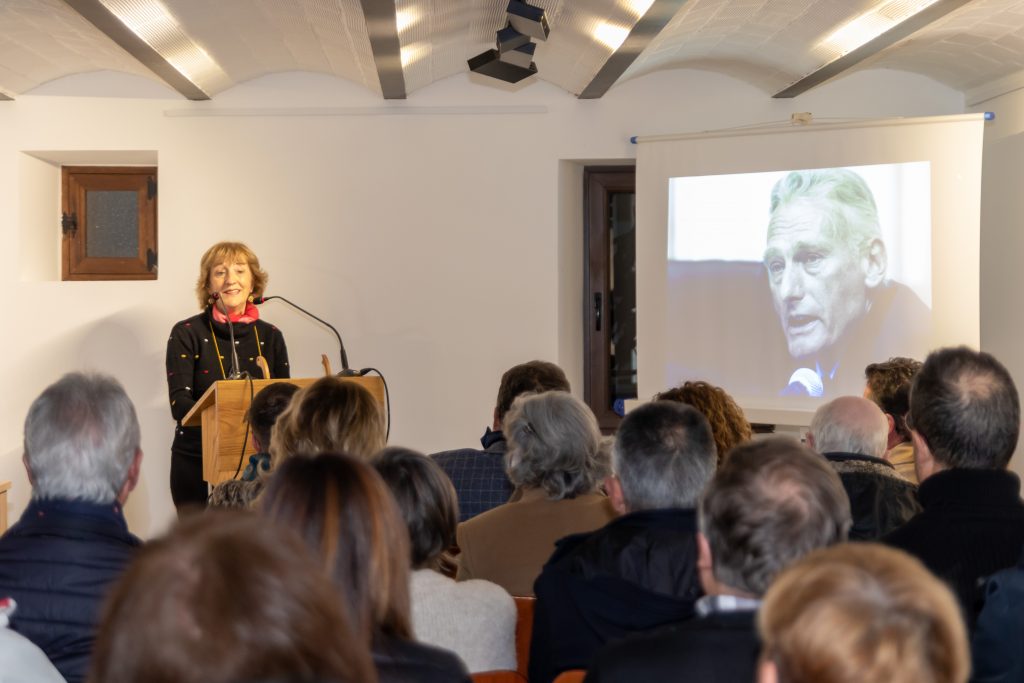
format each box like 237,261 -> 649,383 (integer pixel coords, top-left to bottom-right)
0,0 -> 1022,101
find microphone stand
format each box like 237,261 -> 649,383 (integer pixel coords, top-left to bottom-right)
213,294 -> 245,379
253,295 -> 356,375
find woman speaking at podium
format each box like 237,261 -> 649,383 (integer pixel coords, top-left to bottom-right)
165,242 -> 290,513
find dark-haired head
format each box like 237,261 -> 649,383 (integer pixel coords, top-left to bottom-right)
89,510 -> 375,683
909,346 -> 1020,472
373,447 -> 459,571
259,452 -> 412,644
248,382 -> 300,451
494,361 -> 570,426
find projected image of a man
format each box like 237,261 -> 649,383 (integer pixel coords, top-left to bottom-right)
763,168 -> 928,397
764,169 -> 886,358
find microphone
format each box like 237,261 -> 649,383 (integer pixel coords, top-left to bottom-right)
782,367 -> 823,397
251,295 -> 355,375
211,293 -> 244,379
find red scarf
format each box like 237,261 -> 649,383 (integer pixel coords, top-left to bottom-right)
211,302 -> 260,324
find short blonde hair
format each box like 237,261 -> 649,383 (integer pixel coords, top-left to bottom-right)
759,543 -> 969,683
194,241 -> 269,310
268,377 -> 386,472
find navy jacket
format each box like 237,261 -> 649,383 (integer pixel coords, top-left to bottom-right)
972,544 -> 1024,683
0,498 -> 142,683
432,429 -> 512,521
529,508 -> 703,683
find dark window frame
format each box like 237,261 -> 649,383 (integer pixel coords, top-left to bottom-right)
61,166 -> 158,281
583,165 -> 636,433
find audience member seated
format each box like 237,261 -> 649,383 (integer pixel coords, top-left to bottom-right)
260,452 -> 471,683
971,543 -> 1024,682
528,400 -> 716,683
807,395 -> 920,540
455,392 -> 614,596
757,543 -> 969,683
374,447 -> 517,673
864,356 -> 922,483
585,436 -> 851,683
883,346 -> 1024,629
655,380 -> 752,463
0,598 -> 65,683
270,376 -> 386,466
433,361 -> 570,521
0,373 -> 143,683
88,510 -> 374,683
208,380 -> 299,508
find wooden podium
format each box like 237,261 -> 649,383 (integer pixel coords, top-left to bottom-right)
181,376 -> 385,485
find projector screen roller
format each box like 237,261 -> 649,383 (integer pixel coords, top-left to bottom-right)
666,162 -> 931,400
635,114 -> 986,424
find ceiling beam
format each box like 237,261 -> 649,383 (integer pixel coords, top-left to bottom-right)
578,0 -> 691,100
774,0 -> 972,99
0,92 -> 12,101
60,0 -> 210,100
360,0 -> 407,100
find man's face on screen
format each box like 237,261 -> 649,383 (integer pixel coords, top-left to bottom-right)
764,202 -> 870,358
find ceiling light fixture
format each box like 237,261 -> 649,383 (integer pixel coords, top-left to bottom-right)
817,0 -> 941,60
97,0 -> 229,93
594,22 -> 630,50
775,0 -> 970,98
396,9 -> 419,33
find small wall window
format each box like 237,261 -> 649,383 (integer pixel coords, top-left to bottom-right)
61,166 -> 157,281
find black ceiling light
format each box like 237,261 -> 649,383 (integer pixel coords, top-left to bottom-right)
468,1 -> 548,84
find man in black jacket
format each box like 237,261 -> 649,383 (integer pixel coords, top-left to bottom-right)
528,401 -> 715,683
807,395 -> 920,540
0,373 -> 144,683
884,346 -> 1024,631
584,436 -> 851,683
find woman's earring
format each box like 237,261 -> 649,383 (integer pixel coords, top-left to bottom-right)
248,295 -> 254,303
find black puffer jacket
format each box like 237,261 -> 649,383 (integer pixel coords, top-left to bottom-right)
529,508 -> 703,683
0,498 -> 141,683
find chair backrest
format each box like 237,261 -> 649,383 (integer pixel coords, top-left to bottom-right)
471,671 -> 527,683
552,670 -> 586,683
514,595 -> 536,679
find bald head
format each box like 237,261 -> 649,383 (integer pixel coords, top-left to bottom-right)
809,396 -> 888,458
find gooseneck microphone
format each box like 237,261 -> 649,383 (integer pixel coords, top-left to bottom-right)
211,292 -> 245,379
251,295 -> 356,376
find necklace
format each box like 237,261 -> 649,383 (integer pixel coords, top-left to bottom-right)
208,319 -> 264,379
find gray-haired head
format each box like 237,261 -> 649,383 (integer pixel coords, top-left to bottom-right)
613,401 -> 716,511
504,391 -> 609,500
809,396 -> 888,458
24,372 -> 141,504
768,168 -> 884,262
699,436 -> 851,597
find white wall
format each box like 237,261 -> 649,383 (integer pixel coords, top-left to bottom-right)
0,67 -> 966,537
972,87 -> 1024,481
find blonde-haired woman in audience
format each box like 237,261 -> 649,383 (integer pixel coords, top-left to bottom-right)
455,391 -> 615,596
88,510 -> 374,683
268,375 -> 386,469
374,447 -> 516,673
260,452 -> 471,683
656,380 -> 752,463
758,543 -> 969,683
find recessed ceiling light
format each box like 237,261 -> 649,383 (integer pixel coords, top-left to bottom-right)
817,0 -> 941,60
98,0 -> 228,92
594,22 -> 630,50
396,9 -> 419,33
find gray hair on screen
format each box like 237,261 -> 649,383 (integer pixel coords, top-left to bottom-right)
613,400 -> 716,511
809,396 -> 888,458
504,391 -> 609,500
24,372 -> 140,504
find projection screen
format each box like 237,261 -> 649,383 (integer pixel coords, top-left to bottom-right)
635,114 -> 986,425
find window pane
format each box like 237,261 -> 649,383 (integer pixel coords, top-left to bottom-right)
86,190 -> 138,258
608,191 -> 637,415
